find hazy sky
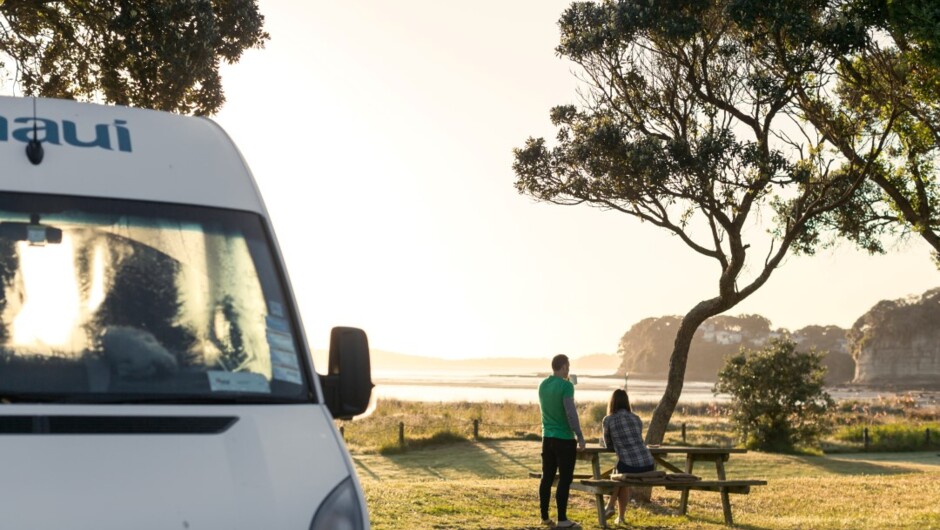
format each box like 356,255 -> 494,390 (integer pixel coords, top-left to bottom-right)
214,1 -> 939,361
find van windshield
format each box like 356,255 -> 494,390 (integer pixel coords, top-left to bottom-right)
0,193 -> 310,403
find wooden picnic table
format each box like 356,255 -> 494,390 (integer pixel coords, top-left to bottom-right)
534,445 -> 763,528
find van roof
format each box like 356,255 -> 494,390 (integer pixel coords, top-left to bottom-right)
0,96 -> 265,214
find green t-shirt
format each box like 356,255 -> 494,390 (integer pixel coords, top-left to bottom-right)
539,375 -> 575,439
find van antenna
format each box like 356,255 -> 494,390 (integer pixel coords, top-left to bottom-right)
26,97 -> 44,165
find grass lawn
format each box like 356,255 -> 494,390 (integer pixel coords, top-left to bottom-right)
356,439 -> 940,529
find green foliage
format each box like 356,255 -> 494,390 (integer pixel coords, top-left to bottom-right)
715,339 -> 834,451
513,0 -> 854,231
751,0 -> 940,261
834,422 -> 940,451
881,0 -> 940,69
0,0 -> 269,115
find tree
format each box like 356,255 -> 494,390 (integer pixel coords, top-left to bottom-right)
745,0 -> 940,263
829,1 -> 940,263
0,0 -> 268,115
714,339 -> 833,451
513,0 -> 881,444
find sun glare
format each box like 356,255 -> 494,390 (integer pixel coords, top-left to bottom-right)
12,236 -> 83,349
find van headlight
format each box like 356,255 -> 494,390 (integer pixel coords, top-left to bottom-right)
310,477 -> 366,530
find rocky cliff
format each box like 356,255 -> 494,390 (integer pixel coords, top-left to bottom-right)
853,334 -> 940,384
851,289 -> 940,385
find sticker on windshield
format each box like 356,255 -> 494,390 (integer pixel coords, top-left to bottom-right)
266,328 -> 296,354
269,301 -> 284,318
207,371 -> 271,394
266,324 -> 302,384
265,315 -> 290,334
271,347 -> 304,385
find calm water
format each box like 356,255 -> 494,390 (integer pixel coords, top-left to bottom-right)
371,370 -> 914,405
373,370 -> 719,404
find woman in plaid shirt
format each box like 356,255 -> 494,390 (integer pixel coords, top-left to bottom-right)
602,389 -> 654,523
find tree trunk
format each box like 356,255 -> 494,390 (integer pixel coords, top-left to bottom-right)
645,299 -> 725,445
632,299 -> 726,505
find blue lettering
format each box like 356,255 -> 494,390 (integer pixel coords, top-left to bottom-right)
114,120 -> 132,152
13,117 -> 61,144
63,120 -> 111,150
0,114 -> 132,153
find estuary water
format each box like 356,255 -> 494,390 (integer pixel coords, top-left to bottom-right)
370,370 -> 901,405
372,370 -> 713,404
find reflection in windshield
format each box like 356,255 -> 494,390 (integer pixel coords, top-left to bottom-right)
0,193 -> 307,401
12,236 -> 85,347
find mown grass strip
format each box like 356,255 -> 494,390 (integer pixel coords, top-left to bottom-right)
361,439 -> 940,529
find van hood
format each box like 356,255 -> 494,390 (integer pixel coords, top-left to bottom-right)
0,404 -> 352,530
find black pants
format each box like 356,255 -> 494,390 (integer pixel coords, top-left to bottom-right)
539,437 -> 577,521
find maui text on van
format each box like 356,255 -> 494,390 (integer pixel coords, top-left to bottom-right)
0,96 -> 373,529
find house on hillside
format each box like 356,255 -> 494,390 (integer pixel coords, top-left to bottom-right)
702,322 -> 747,345
714,330 -> 743,345
702,322 -> 716,342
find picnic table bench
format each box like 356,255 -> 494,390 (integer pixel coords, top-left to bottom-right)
530,445 -> 766,528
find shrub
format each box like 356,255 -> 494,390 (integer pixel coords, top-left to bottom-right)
714,339 -> 834,452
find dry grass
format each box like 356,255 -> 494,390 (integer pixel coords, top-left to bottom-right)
357,439 -> 940,529
340,400 -> 739,453
345,399 -> 940,528
341,399 -> 940,454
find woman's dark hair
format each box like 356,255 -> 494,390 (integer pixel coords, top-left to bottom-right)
608,388 -> 630,415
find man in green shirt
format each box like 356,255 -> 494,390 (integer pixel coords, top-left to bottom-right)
538,354 -> 585,528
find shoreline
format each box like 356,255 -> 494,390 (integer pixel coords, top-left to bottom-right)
371,372 -> 940,406
377,372 -> 940,394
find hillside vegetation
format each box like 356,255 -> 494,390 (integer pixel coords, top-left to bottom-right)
617,315 -> 854,383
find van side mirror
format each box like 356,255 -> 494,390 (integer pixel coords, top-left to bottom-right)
320,327 -> 373,420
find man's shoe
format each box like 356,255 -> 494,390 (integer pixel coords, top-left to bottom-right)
540,518 -> 555,527
555,520 -> 581,529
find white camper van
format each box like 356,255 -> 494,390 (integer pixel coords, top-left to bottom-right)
0,96 -> 373,529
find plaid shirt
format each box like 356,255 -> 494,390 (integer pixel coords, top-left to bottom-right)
603,409 -> 654,468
